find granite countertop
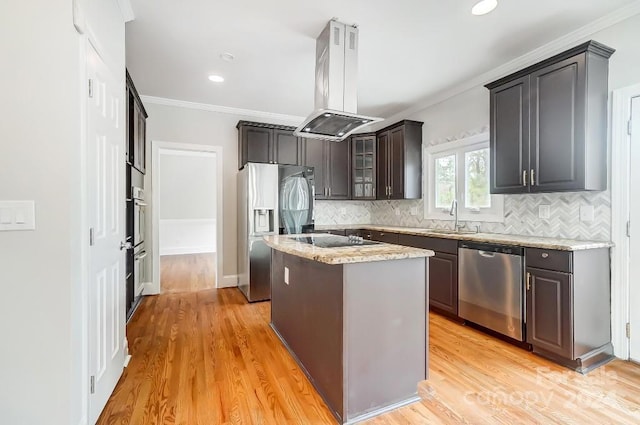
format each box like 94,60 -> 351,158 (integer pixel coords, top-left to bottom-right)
263,234 -> 435,265
314,224 -> 613,251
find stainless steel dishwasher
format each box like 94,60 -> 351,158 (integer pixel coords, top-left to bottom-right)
458,242 -> 524,341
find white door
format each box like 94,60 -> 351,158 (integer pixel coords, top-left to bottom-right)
630,95 -> 640,362
87,42 -> 126,422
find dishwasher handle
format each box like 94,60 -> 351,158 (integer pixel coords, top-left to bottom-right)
478,250 -> 496,258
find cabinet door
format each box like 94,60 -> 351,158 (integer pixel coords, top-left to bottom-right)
389,127 -> 405,199
243,126 -> 272,166
530,54 -> 586,192
376,132 -> 389,199
429,252 -> 458,315
526,267 -> 573,359
273,129 -> 300,165
327,139 -> 351,199
352,136 -> 376,200
137,109 -> 146,174
305,139 -> 327,199
126,91 -> 134,164
489,76 -> 530,194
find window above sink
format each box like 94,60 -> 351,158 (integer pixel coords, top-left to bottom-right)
424,132 -> 504,223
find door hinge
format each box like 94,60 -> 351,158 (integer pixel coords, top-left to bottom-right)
628,119 -> 633,136
88,79 -> 93,98
627,221 -> 631,238
626,322 -> 631,339
89,227 -> 95,246
90,375 -> 95,394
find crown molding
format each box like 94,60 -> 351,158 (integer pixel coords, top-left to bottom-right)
379,0 -> 640,126
139,95 -> 306,125
117,0 -> 135,23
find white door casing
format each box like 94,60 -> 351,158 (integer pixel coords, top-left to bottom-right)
629,95 -> 640,362
86,41 -> 126,422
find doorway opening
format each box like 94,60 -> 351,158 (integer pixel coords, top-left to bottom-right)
150,142 -> 223,295
611,83 -> 640,361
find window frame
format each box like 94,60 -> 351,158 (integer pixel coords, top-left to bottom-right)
423,132 -> 504,223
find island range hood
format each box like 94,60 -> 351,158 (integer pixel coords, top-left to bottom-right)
294,20 -> 382,142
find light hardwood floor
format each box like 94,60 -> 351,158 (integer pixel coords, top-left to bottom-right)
161,253 -> 216,294
98,258 -> 640,425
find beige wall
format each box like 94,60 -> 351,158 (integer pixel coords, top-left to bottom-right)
143,104 -> 299,280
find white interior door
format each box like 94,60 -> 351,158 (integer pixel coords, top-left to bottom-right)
630,95 -> 640,362
87,41 -> 126,422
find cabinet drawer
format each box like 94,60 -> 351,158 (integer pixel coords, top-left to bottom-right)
526,248 -> 572,273
371,231 -> 399,244
397,234 -> 458,254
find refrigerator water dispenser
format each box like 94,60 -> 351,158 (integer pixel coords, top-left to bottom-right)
253,209 -> 274,234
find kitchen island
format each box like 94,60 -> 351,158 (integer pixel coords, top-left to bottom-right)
264,234 -> 434,424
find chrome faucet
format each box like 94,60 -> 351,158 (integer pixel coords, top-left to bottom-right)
449,199 -> 459,231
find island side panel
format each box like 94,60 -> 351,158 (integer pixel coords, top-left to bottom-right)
270,250 -> 345,421
343,257 -> 427,421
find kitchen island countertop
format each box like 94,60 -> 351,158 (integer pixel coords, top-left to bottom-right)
263,233 -> 434,265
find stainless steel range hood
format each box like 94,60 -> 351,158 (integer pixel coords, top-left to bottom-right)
294,20 -> 382,142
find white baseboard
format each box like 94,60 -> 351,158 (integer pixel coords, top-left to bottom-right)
144,281 -> 160,295
160,246 -> 216,256
219,274 -> 238,288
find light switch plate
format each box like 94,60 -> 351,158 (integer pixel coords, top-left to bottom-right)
284,267 -> 290,285
395,209 -> 400,216
410,207 -> 418,216
538,205 -> 550,220
580,205 -> 595,222
0,201 -> 36,231
339,207 -> 346,216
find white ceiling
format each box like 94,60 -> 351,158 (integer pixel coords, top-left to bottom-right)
126,0 -> 637,119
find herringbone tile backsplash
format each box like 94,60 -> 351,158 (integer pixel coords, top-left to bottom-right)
315,191 -> 611,241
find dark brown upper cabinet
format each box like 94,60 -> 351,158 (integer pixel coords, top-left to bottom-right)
127,71 -> 148,174
486,41 -> 614,194
237,121 -> 305,169
351,134 -> 376,200
304,138 -> 351,200
376,120 -> 423,200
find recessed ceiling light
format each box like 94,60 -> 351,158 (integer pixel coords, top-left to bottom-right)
220,52 -> 235,62
472,0 -> 498,16
208,74 -> 224,83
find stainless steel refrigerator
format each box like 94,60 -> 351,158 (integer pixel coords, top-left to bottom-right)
237,163 -> 314,302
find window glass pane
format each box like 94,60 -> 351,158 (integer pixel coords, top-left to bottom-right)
355,169 -> 363,182
356,155 -> 364,169
365,139 -> 374,153
364,155 -> 373,168
364,169 -> 373,182
356,139 -> 364,153
435,154 -> 456,208
355,183 -> 363,197
465,148 -> 491,209
364,183 -> 372,197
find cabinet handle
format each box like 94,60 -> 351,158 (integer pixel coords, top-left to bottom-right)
522,170 -> 527,187
526,272 -> 531,291
531,169 -> 535,186
328,187 -> 331,197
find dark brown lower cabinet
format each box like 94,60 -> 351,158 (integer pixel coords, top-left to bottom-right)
524,247 -> 612,373
526,267 -> 573,359
429,252 -> 458,316
370,231 -> 399,244
396,234 -> 458,316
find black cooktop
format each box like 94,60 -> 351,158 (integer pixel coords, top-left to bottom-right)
293,235 -> 379,248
